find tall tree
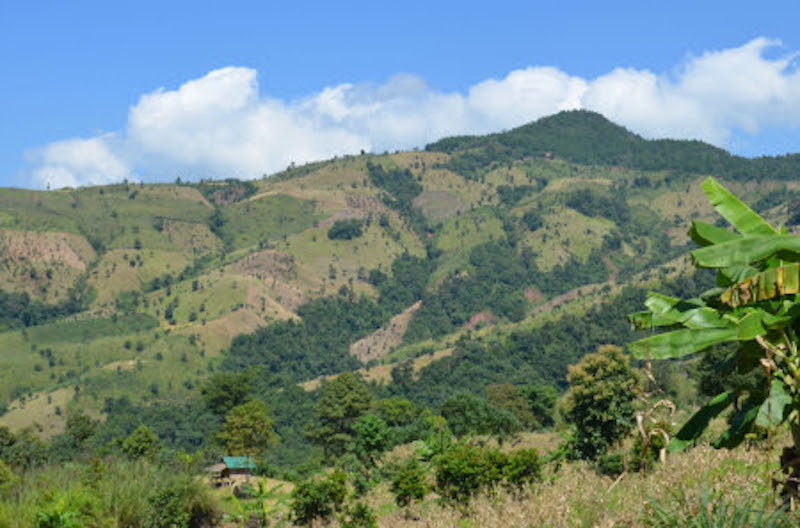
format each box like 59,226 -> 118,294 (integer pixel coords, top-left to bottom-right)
218,399 -> 276,459
564,345 -> 641,460
307,372 -> 372,459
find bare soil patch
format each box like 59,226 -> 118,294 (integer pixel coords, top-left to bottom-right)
349,301 -> 422,362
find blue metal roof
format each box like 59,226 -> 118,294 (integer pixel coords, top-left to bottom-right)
222,456 -> 256,470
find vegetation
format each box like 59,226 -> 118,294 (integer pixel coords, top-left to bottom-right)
630,177 -> 800,499
564,345 -> 641,460
2,111 -> 800,524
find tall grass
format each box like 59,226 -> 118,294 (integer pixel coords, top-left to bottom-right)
0,457 -> 219,528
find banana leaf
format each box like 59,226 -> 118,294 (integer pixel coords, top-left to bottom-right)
643,293 -> 727,329
721,263 -> 800,307
669,391 -> 736,452
712,397 -> 761,449
689,220 -> 740,247
755,378 -> 792,428
628,327 -> 738,360
701,177 -> 776,237
691,235 -> 800,268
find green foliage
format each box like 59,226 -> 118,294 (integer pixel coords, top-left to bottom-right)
3,429 -> 47,470
351,414 -> 389,466
523,384 -> 559,428
628,178 -> 800,469
428,109 -> 800,184
487,383 -> 537,429
565,187 -> 630,225
644,488 -> 793,528
290,471 -> 347,526
521,209 -> 543,231
121,425 -> 159,459
390,458 -> 429,508
0,285 -> 89,332
307,372 -> 373,459
431,443 -> 542,505
143,476 -> 220,528
339,501 -> 378,528
328,218 -> 364,240
222,291 -> 380,387
564,345 -> 641,460
0,460 -> 17,491
366,161 -> 427,236
94,397 -> 220,453
496,184 -> 537,207
193,178 -> 257,206
35,497 -> 81,528
502,448 -> 542,490
200,372 -> 253,416
440,392 -> 521,438
218,399 -> 275,458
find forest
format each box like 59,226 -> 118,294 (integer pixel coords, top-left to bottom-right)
1,111 -> 800,526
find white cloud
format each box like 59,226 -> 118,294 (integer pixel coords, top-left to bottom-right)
28,135 -> 131,189
25,38 -> 800,188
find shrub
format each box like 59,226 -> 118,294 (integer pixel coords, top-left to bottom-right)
339,502 -> 377,528
328,219 -> 364,240
143,476 -> 220,528
434,443 -> 506,506
390,458 -> 429,507
503,448 -> 542,490
290,471 -> 347,526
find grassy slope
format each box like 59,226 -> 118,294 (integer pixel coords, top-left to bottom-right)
1,114 -> 798,435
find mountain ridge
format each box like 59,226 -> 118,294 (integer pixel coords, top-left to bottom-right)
0,109 -> 798,441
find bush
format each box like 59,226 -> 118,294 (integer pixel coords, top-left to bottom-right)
339,502 -> 377,528
433,443 -> 506,506
328,219 -> 364,240
290,471 -> 347,526
390,458 -> 429,507
503,448 -> 542,490
144,476 -> 219,528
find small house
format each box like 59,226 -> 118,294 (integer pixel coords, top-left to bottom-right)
205,456 -> 256,487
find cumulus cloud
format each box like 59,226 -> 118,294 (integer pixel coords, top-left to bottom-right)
28,134 -> 131,189
25,38 -> 800,188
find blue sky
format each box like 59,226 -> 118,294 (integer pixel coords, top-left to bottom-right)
3,1 -> 800,188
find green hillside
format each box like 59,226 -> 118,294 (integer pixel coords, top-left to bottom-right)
0,109 -> 798,455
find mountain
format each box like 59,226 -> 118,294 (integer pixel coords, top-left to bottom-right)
0,109 -> 798,443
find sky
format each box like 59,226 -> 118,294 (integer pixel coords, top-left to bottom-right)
3,1 -> 800,189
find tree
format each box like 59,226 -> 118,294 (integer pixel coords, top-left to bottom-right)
564,345 -> 641,460
291,471 -> 347,526
122,424 -> 159,459
65,412 -> 96,446
487,383 -> 537,429
201,372 -> 252,416
327,219 -> 364,240
307,372 -> 372,459
390,458 -> 429,508
351,414 -> 389,466
218,399 -> 275,459
440,392 -> 521,438
628,177 -> 800,499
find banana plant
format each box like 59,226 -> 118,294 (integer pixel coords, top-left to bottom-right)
628,177 -> 800,496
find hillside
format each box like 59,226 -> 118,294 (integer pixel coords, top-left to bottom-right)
1,109 -> 799,444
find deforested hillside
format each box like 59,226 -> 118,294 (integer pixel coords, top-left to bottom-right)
0,109 -> 799,444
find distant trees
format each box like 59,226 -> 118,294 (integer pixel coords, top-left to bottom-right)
327,219 -> 364,240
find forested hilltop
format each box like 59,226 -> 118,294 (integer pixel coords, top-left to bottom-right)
2,110 -> 800,526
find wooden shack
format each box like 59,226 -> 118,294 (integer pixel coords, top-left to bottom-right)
205,456 -> 256,487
